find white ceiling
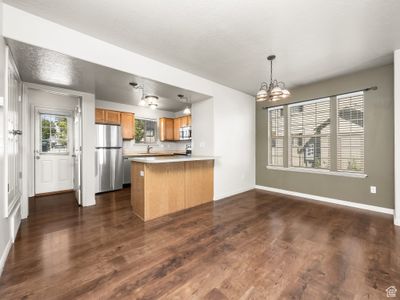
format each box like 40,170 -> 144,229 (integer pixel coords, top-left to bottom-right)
4,0 -> 400,95
7,39 -> 209,112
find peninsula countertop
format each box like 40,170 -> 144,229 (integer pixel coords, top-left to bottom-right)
127,155 -> 215,164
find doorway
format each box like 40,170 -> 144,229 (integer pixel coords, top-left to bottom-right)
28,88 -> 82,205
34,109 -> 73,194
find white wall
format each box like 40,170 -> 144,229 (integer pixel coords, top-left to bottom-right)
3,4 -> 255,201
395,49 -> 400,226
0,0 -> 13,276
191,98 -> 214,156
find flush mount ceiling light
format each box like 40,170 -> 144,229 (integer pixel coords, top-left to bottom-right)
256,55 -> 291,102
145,95 -> 159,110
177,94 -> 191,115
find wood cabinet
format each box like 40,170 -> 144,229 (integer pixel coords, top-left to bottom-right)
173,118 -> 181,141
120,112 -> 135,140
95,108 -> 106,123
160,115 -> 192,141
159,118 -> 174,141
180,116 -> 188,127
95,108 -> 121,125
105,110 -> 121,125
131,160 -> 214,221
96,108 -> 135,140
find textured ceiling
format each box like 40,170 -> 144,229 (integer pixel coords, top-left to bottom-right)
7,39 -> 209,112
4,0 -> 400,95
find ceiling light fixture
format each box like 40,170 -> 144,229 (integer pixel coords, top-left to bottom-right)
256,55 -> 290,102
178,94 -> 191,115
130,82 -> 159,109
145,95 -> 159,110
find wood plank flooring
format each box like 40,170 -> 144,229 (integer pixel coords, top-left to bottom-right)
0,188 -> 399,299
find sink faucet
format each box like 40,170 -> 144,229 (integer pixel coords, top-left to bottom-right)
147,145 -> 153,154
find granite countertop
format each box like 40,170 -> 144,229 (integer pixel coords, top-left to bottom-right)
127,156 -> 215,164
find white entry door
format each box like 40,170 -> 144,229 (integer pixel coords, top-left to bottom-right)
34,110 -> 74,194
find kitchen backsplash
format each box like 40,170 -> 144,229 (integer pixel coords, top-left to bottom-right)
122,140 -> 189,153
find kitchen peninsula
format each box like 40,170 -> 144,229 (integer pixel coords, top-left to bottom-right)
129,156 -> 214,221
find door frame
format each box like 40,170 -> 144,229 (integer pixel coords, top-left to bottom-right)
33,107 -> 74,195
3,46 -> 23,222
22,84 -> 83,217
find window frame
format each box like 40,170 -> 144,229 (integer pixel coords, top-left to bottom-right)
266,94 -> 367,178
39,112 -> 71,155
134,117 -> 158,144
336,91 -> 365,174
288,97 -> 331,170
267,106 -> 285,167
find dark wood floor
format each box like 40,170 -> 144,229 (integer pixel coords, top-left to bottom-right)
0,188 -> 399,299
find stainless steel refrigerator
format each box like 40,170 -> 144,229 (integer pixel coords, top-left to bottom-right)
95,124 -> 123,193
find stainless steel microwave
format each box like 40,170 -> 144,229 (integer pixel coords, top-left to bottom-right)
179,126 -> 191,140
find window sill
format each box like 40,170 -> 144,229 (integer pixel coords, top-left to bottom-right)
266,165 -> 367,178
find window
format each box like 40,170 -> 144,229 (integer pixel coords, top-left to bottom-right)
289,98 -> 330,169
135,118 -> 157,143
268,107 -> 284,166
40,113 -> 69,153
337,92 -> 364,173
266,91 -> 366,176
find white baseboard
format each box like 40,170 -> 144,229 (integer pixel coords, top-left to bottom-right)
255,185 -> 394,215
214,186 -> 255,201
0,239 -> 12,276
395,216 -> 400,226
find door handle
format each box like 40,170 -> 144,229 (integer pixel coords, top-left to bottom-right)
71,154 -> 77,158
9,130 -> 22,135
35,156 -> 40,160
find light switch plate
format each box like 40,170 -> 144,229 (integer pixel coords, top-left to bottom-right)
140,170 -> 144,177
370,186 -> 376,194
0,96 -> 4,106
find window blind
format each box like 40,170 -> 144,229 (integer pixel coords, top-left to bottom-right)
289,98 -> 331,169
337,92 -> 364,173
268,107 -> 284,166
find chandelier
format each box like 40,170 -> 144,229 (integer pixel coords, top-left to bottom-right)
256,55 -> 290,102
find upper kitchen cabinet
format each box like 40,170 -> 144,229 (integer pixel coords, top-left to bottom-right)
105,110 -> 121,125
180,116 -> 188,127
173,117 -> 181,141
95,108 -> 106,123
121,112 -> 135,140
161,115 -> 192,141
95,108 -> 121,125
160,118 -> 174,141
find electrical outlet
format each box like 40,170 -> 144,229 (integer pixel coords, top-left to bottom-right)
370,186 -> 376,194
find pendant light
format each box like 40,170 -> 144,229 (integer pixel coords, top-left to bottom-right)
256,55 -> 290,102
130,82 -> 159,109
178,94 -> 191,115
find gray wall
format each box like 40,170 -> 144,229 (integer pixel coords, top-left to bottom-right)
256,64 -> 394,209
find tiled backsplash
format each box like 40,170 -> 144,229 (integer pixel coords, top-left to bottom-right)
122,140 -> 190,153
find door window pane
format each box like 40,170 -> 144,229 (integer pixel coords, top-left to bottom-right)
40,114 -> 69,153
